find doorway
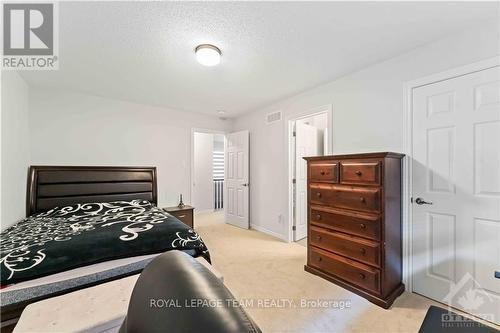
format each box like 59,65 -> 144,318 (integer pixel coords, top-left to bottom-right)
288,107 -> 333,243
191,129 -> 225,214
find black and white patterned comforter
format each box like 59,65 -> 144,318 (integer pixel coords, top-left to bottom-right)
0,200 -> 209,285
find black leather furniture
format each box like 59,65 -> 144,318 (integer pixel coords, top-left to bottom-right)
119,251 -> 261,333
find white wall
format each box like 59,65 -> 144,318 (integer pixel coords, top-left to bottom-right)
29,89 -> 230,209
193,132 -> 214,212
214,134 -> 224,152
232,21 -> 500,241
1,72 -> 30,230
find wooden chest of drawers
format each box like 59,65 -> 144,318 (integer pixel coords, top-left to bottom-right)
304,152 -> 404,308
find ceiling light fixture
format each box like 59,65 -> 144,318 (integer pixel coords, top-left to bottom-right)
195,44 -> 221,66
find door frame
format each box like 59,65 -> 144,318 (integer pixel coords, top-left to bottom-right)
402,56 -> 500,292
190,127 -> 226,214
286,104 -> 334,243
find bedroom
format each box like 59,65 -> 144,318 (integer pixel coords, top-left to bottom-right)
1,1 -> 499,332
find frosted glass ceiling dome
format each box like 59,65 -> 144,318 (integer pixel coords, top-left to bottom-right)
195,44 -> 221,67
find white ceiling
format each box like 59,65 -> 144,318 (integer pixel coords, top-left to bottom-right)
20,1 -> 499,117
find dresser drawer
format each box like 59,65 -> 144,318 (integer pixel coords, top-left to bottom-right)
309,247 -> 380,293
310,226 -> 380,267
170,210 -> 193,228
309,184 -> 381,213
309,162 -> 338,183
310,206 -> 381,241
340,161 -> 381,186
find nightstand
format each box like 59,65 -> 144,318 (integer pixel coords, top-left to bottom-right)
163,205 -> 194,228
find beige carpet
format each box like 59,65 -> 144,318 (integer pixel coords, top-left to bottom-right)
296,238 -> 308,247
195,212 -> 493,333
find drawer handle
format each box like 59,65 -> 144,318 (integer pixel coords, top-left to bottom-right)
359,273 -> 366,280
317,256 -> 323,262
316,192 -> 322,198
355,170 -> 362,176
316,235 -> 322,241
360,248 -> 366,255
360,223 -> 366,229
178,214 -> 186,218
316,214 -> 321,220
359,197 -> 366,203
320,171 -> 326,175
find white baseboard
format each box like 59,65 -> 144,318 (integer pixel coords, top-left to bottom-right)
194,209 -> 218,215
250,224 -> 287,242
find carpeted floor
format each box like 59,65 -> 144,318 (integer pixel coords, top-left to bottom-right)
296,238 -> 308,247
194,211 -> 496,333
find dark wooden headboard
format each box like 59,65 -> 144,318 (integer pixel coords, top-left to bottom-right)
27,166 -> 157,216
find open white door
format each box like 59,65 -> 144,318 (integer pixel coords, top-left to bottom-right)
225,130 -> 250,229
192,132 -> 214,212
412,66 -> 500,324
294,122 -> 319,241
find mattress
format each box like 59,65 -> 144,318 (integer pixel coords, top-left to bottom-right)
13,256 -> 223,333
1,252 -> 159,293
0,250 -> 198,309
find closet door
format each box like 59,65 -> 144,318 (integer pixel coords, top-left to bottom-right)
412,66 -> 500,324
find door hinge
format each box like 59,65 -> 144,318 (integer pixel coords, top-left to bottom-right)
292,131 -> 296,137
292,178 -> 296,184
292,226 -> 296,231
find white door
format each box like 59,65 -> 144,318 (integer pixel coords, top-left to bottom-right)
192,132 -> 214,211
412,66 -> 500,324
225,130 -> 250,229
295,122 -> 319,241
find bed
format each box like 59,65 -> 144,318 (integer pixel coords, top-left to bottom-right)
0,166 -> 209,327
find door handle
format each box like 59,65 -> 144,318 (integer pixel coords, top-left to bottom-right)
242,183 -> 249,187
415,197 -> 433,205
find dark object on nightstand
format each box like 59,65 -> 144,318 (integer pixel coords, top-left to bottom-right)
178,194 -> 185,208
164,205 -> 194,228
